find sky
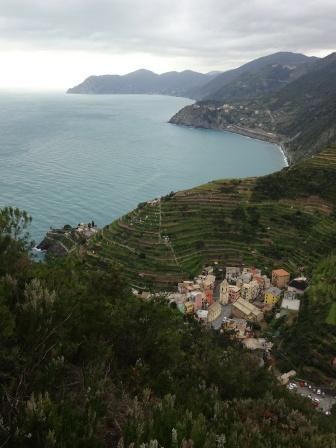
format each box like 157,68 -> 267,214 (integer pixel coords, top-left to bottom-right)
0,0 -> 335,89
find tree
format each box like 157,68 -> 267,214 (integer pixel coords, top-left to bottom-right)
0,207 -> 32,242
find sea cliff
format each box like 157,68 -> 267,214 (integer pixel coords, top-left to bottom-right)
169,103 -> 290,164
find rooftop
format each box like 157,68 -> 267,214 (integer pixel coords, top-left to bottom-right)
266,286 -> 282,296
233,298 -> 262,317
281,298 -> 301,311
289,278 -> 309,291
272,269 -> 290,276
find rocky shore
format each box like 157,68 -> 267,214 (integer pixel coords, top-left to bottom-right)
37,222 -> 98,257
169,103 -> 291,165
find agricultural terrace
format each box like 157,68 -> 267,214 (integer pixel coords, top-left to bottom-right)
83,146 -> 336,290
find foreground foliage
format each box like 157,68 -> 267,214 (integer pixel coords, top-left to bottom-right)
0,208 -> 336,447
277,255 -> 336,384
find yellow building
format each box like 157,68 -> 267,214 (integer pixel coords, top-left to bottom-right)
184,301 -> 194,315
264,287 -> 282,305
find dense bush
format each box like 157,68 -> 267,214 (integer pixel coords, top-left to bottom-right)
1,208 -> 335,447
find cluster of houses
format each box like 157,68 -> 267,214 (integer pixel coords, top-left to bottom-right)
165,265 -> 308,342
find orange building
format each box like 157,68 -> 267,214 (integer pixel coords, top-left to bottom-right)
272,269 -> 290,288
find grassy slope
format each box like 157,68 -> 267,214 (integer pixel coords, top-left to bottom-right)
277,254 -> 336,385
83,146 -> 336,290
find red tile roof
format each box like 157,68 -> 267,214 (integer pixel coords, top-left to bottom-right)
272,269 -> 290,277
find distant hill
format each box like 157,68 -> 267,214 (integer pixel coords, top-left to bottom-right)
67,69 -> 217,96
67,52 -> 317,99
189,52 -> 318,100
170,53 -> 336,162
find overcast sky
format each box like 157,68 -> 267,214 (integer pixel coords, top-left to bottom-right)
0,0 -> 335,89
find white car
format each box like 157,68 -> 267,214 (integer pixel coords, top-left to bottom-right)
317,389 -> 321,395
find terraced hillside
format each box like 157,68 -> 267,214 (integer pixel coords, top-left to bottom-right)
83,146 -> 336,289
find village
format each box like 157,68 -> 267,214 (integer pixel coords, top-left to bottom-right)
167,265 -> 306,345
133,264 -> 307,361
133,265 -> 335,414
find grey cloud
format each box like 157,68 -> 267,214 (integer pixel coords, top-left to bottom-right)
0,0 -> 335,70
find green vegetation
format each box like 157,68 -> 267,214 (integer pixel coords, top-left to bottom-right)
1,207 -> 336,447
327,303 -> 336,326
276,255 -> 336,385
171,53 -> 336,163
84,147 -> 336,289
79,147 -> 336,384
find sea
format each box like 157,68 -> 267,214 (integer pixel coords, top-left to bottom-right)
0,91 -> 286,244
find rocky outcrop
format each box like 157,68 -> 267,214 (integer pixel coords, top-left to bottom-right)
37,234 -> 69,257
37,223 -> 98,257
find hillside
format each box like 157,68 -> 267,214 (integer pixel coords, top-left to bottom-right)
170,53 -> 336,162
84,146 -> 336,287
204,63 -> 310,102
80,146 -> 336,385
67,69 -> 215,96
277,254 -> 336,384
2,208 -> 336,447
67,52 -> 316,99
189,51 -> 317,100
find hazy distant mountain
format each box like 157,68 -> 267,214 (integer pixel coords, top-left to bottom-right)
67,69 -> 217,96
68,52 -> 318,100
190,52 -> 319,100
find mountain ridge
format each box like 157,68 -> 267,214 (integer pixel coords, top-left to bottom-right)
67,68 -> 217,96
169,52 -> 336,163
67,51 -> 317,98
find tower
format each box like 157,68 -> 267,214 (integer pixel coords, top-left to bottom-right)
219,279 -> 229,305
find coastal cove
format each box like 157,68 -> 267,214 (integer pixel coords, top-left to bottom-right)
0,92 -> 286,243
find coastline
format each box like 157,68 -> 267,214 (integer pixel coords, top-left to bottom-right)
277,143 -> 290,167
169,119 -> 290,167
223,125 -> 290,167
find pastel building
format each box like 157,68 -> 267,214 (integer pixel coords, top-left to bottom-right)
203,274 -> 216,290
264,287 -> 282,305
241,280 -> 260,302
229,285 -> 241,302
219,279 -> 229,305
272,269 -> 290,289
205,290 -> 214,305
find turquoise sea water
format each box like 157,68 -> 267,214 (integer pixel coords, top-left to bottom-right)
0,92 -> 285,243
